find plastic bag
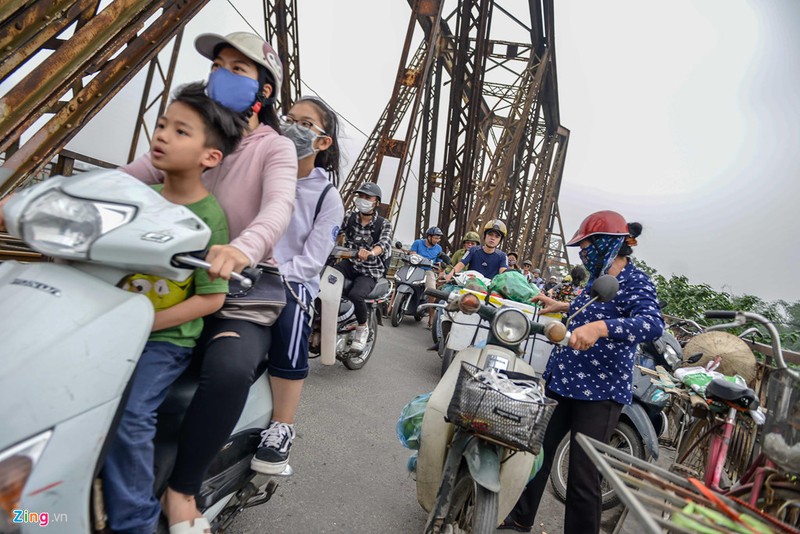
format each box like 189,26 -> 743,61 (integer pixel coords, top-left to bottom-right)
673,366 -> 746,398
455,270 -> 490,293
489,270 -> 540,304
396,392 -> 431,450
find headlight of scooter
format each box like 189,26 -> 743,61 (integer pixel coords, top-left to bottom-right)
0,430 -> 52,527
19,190 -> 136,259
409,254 -> 422,266
491,308 -> 530,345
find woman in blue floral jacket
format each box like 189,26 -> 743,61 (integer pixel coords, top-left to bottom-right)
501,210 -> 664,534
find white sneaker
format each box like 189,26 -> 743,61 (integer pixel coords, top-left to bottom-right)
351,324 -> 369,351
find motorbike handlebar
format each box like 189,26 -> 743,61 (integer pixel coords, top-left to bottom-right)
543,321 -> 568,344
173,253 -> 254,289
424,288 -> 451,301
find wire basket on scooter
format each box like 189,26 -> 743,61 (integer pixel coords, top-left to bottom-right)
446,362 -> 557,454
761,368 -> 800,474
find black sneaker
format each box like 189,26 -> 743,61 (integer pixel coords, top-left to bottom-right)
250,421 -> 295,475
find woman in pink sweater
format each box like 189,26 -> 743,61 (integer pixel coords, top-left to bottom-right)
121,32 -> 296,533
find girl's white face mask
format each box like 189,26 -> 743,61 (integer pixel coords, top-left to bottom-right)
354,198 -> 375,214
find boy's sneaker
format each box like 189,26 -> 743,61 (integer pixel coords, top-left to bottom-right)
350,324 -> 369,352
250,421 -> 295,475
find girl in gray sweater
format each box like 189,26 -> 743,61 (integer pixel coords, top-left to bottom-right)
250,96 -> 345,474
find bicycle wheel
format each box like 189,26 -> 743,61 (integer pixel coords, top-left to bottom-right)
674,414 -> 757,488
439,465 -> 499,533
673,417 -> 716,480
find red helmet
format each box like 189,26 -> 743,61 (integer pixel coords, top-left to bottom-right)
567,210 -> 628,246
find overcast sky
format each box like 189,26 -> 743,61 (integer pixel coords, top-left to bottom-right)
61,0 -> 800,303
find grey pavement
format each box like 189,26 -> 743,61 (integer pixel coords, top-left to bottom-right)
229,317 -> 631,534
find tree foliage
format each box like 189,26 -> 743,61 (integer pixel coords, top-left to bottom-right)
633,260 -> 799,351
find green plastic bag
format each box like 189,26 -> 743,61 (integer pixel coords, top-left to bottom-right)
396,392 -> 431,450
489,270 -> 540,304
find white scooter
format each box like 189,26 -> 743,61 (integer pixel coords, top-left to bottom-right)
311,246 -> 393,370
436,272 -> 561,377
0,170 -> 289,534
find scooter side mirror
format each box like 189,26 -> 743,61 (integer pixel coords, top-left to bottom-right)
590,275 -> 619,303
395,240 -> 404,249
438,253 -> 452,266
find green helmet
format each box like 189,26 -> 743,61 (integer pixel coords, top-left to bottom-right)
462,231 -> 480,245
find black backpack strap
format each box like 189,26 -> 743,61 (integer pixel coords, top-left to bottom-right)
371,215 -> 386,246
313,183 -> 335,223
344,211 -> 358,241
371,216 -> 391,275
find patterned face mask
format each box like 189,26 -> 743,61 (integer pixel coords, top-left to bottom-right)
579,235 -> 624,280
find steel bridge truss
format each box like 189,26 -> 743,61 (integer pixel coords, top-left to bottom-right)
340,0 -> 570,270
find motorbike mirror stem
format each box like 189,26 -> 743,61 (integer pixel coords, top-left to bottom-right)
563,274 -> 619,328
565,295 -> 600,329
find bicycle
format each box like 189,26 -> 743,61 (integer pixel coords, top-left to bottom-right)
671,310 -> 800,528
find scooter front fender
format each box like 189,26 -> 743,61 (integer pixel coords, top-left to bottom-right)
395,283 -> 415,295
318,266 -> 344,366
462,437 -> 501,493
621,403 -> 659,460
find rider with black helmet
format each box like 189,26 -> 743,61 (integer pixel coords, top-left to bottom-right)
444,219 -> 509,282
334,182 -> 393,351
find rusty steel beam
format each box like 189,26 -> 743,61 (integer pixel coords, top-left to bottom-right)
338,40 -> 427,206
382,0 -> 445,227
264,0 -> 301,115
0,1 -> 35,28
415,55 -> 444,238
127,29 -> 184,163
439,0 -> 493,246
0,0 -> 161,155
506,111 -> 546,249
467,47 -> 550,232
0,0 -> 100,81
0,0 -> 213,196
522,126 -> 570,272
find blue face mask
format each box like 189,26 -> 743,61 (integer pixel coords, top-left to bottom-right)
207,67 -> 260,113
579,235 -> 625,280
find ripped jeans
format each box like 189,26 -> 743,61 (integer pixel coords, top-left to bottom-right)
168,317 -> 271,495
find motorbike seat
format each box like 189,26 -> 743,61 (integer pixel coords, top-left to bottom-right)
342,277 -> 353,293
365,277 -> 391,300
705,377 -> 759,409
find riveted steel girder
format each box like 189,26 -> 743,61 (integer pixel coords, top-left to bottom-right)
0,0 -> 212,196
307,0 -> 570,270
265,0 -> 301,115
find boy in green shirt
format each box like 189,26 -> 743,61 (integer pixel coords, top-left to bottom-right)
103,82 -> 245,534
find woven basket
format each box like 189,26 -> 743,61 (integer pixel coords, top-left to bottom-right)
447,362 -> 557,454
